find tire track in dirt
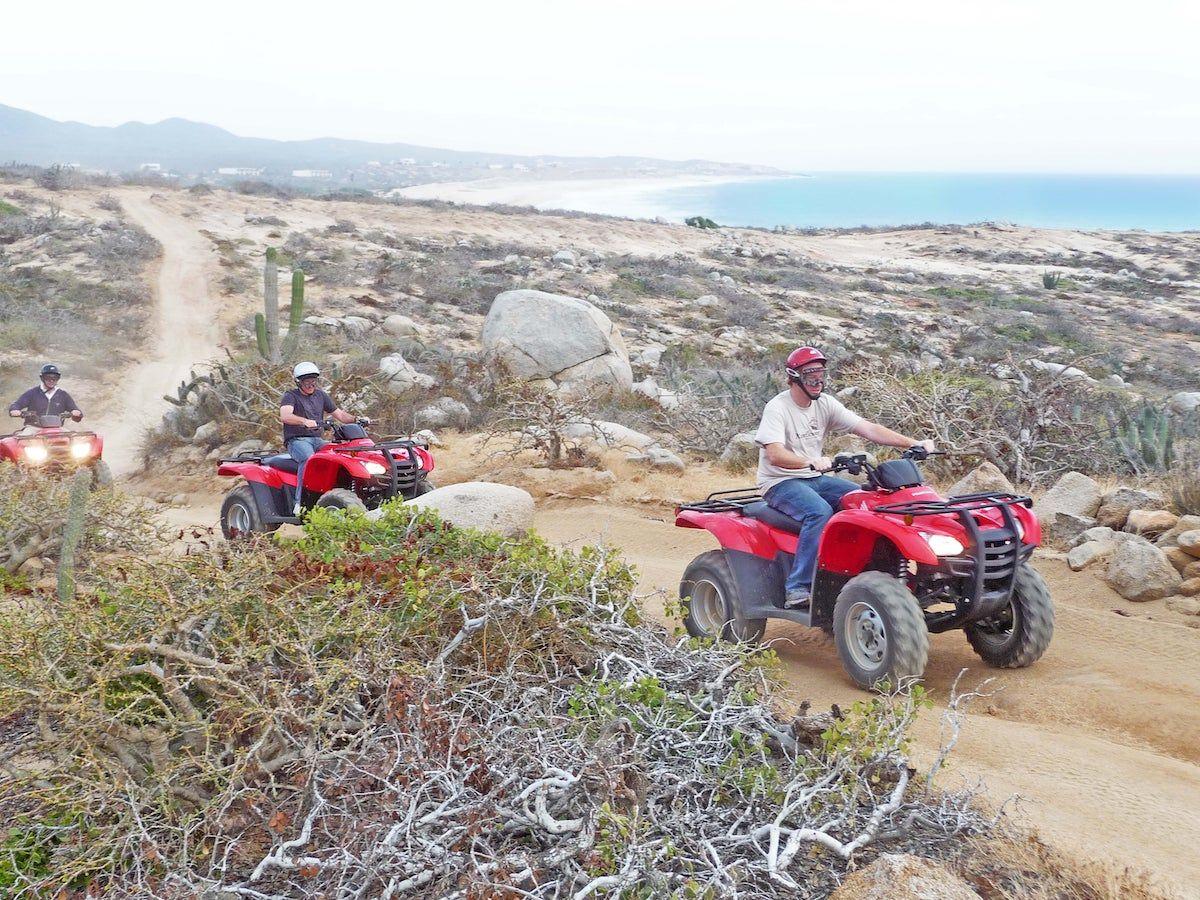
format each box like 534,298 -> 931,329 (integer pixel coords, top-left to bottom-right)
92,190 -> 223,476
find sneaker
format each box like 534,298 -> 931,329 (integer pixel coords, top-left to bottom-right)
784,589 -> 810,609
292,503 -> 302,517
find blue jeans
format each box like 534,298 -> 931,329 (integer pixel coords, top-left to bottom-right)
287,437 -> 328,503
765,475 -> 859,595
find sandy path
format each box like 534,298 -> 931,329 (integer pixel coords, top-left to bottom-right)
94,191 -> 223,476
532,503 -> 1200,897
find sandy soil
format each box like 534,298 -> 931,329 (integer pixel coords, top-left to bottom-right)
88,191 -> 1199,896
91,191 -> 225,475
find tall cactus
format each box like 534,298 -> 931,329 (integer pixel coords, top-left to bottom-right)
57,468 -> 91,602
1107,403 -> 1175,473
1042,271 -> 1061,289
282,268 -> 305,357
256,247 -> 281,362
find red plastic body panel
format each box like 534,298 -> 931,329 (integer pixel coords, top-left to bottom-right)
0,427 -> 104,465
217,439 -> 434,493
675,509 -> 797,558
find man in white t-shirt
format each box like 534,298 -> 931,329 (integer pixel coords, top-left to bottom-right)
755,346 -> 934,608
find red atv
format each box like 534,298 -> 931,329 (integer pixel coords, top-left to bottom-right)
217,419 -> 435,539
675,448 -> 1053,689
0,411 -> 111,487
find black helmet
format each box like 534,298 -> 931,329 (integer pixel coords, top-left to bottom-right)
40,363 -> 61,378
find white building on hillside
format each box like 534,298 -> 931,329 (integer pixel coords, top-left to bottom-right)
218,166 -> 264,176
139,163 -> 162,172
292,169 -> 333,178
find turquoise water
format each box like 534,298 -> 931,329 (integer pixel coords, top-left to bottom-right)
648,173 -> 1200,231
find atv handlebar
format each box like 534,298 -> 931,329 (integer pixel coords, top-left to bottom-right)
16,410 -> 81,427
807,445 -> 945,474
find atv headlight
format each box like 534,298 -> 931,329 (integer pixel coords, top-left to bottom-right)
363,461 -> 387,476
1013,517 -> 1025,541
70,439 -> 93,460
922,532 -> 965,556
23,442 -> 48,464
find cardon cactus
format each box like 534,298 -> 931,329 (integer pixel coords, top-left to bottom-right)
283,268 -> 305,356
57,467 -> 92,601
1041,271 -> 1061,289
256,247 -> 281,362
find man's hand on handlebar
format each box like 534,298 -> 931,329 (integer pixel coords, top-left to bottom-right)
305,418 -> 320,429
808,456 -> 834,472
357,416 -> 371,427
71,410 -> 82,422
8,409 -> 21,418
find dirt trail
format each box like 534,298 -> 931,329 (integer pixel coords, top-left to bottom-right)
93,191 -> 223,476
533,503 -> 1200,896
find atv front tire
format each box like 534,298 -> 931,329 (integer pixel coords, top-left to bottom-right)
315,488 -> 367,514
220,483 -> 278,540
404,479 -> 436,500
965,562 -> 1054,668
680,550 -> 766,644
833,571 -> 929,690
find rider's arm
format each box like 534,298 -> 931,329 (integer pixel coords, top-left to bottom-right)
852,420 -> 934,452
762,442 -> 822,470
332,408 -> 357,425
8,388 -> 34,416
59,391 -> 82,420
280,404 -> 318,428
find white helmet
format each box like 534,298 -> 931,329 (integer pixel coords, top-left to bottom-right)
293,361 -> 320,381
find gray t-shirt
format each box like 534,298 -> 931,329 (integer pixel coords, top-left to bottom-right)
281,388 -> 335,441
754,391 -> 863,492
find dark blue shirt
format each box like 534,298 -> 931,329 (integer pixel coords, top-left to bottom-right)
281,388 -> 335,441
8,387 -> 79,418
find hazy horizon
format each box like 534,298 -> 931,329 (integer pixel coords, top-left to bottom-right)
4,0 -> 1198,175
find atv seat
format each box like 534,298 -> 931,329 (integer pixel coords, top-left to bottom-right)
741,501 -> 802,535
264,454 -> 300,474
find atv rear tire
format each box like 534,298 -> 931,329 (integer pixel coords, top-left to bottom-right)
89,460 -> 113,490
833,571 -> 929,690
680,550 -> 766,644
316,488 -> 367,514
965,562 -> 1054,668
220,483 -> 278,540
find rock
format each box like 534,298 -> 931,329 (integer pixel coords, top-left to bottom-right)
1177,579 -> 1200,599
1124,509 -> 1178,538
1046,512 -> 1098,548
1168,391 -> 1200,415
633,345 -> 665,369
1155,515 -> 1200,548
412,428 -> 443,447
1097,487 -> 1168,529
482,290 -> 632,393
379,354 -> 436,394
693,294 -> 721,309
829,852 -> 982,900
414,397 -> 471,430
719,432 -> 759,469
339,315 -> 374,337
229,439 -> 269,456
191,421 -> 221,447
382,314 -> 422,337
1067,540 -> 1116,572
946,461 -> 1015,497
1104,540 -> 1182,602
1033,472 -> 1102,525
551,249 -> 577,265
408,482 -> 534,537
1165,546 -> 1196,573
626,447 -> 686,472
1178,530 -> 1200,557
562,420 -> 657,450
632,377 -> 680,411
1026,359 -> 1095,383
17,556 -> 44,576
1184,559 -> 1200,580
1166,595 -> 1200,615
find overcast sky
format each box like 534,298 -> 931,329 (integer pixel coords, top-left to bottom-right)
4,0 -> 1198,172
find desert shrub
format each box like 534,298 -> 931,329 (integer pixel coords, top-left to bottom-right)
34,165 -> 74,192
95,194 -> 122,213
232,180 -> 296,200
481,380 -> 606,467
0,501 -> 1005,896
722,293 -> 770,327
685,215 -> 719,229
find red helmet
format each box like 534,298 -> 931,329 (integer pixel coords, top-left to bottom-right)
785,346 -> 827,378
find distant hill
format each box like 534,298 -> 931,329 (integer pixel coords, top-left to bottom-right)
0,102 -> 778,179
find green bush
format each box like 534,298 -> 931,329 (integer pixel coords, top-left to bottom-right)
685,215 -> 719,229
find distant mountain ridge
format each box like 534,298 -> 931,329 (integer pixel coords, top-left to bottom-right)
0,102 -> 776,177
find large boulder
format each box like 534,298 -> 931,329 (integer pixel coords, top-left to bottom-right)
830,853 -> 981,900
719,432 -> 759,470
626,447 -> 685,472
562,420 -> 657,450
408,482 -> 534,537
946,461 -> 1015,498
382,314 -> 422,337
1033,471 -> 1102,523
1067,540 -> 1117,572
379,354 -> 436,394
1104,540 -> 1183,602
1097,486 -> 1168,529
1179,530 -> 1200,558
1045,511 -> 1098,549
1168,391 -> 1200,415
414,397 -> 471,430
482,290 -> 632,393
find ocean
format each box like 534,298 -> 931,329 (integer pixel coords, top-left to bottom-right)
644,173 -> 1200,232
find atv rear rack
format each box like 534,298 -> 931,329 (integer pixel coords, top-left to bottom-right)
677,487 -> 763,513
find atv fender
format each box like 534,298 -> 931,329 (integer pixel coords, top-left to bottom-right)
675,509 -> 796,560
218,461 -> 290,489
818,509 -> 940,574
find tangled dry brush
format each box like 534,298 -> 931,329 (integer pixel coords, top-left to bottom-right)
0,500 -> 993,898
